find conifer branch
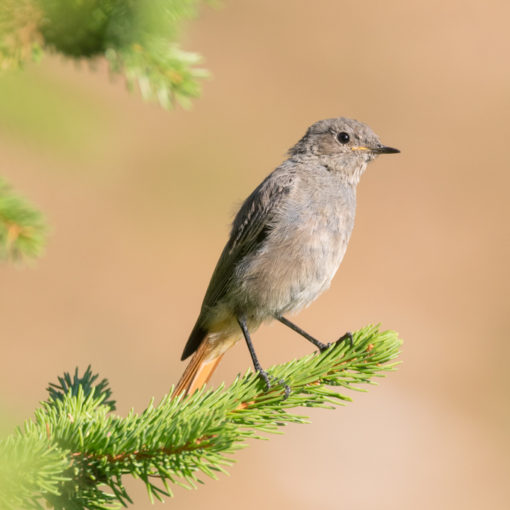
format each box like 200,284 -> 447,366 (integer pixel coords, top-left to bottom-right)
0,177 -> 47,261
0,0 -> 209,109
0,325 -> 402,509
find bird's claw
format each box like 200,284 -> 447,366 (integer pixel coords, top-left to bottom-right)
279,379 -> 291,399
258,369 -> 272,391
318,332 -> 353,353
337,331 -> 353,348
258,371 -> 291,399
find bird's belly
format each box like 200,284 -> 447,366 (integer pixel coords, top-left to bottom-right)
233,228 -> 348,319
279,233 -> 346,313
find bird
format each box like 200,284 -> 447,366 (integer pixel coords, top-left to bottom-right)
174,117 -> 399,397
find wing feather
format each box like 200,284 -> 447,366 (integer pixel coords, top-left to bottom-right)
203,167 -> 296,312
181,164 -> 297,359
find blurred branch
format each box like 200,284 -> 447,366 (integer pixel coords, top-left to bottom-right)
0,0 -> 210,109
0,177 -> 47,261
0,325 -> 402,509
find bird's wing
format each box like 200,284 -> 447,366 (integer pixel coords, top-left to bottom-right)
201,166 -> 297,311
181,167 -> 297,360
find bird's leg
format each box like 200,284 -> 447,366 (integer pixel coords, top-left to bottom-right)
276,315 -> 329,350
276,315 -> 353,352
237,316 -> 290,398
237,316 -> 270,388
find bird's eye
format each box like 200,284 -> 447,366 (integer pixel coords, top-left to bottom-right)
337,131 -> 350,144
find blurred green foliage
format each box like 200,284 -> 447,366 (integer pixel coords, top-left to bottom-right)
0,0 -> 208,109
0,177 -> 47,261
0,0 -> 211,263
0,0 -> 43,70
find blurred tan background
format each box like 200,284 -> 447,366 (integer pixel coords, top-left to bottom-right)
1,0 -> 509,508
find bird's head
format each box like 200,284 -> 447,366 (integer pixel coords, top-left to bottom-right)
289,117 -> 399,184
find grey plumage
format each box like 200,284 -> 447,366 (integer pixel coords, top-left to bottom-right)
178,117 -> 399,394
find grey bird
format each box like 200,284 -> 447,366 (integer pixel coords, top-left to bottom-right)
175,117 -> 399,396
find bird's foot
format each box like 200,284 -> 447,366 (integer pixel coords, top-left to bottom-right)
315,340 -> 331,353
318,342 -> 332,353
337,331 -> 353,348
318,331 -> 353,353
277,379 -> 291,399
257,368 -> 272,391
258,370 -> 291,399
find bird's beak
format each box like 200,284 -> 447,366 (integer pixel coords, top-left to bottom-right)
373,145 -> 400,154
351,145 -> 400,154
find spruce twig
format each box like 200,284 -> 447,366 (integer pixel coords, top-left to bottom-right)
0,325 -> 402,509
0,2 -> 212,264
0,177 -> 47,261
0,0 -> 209,109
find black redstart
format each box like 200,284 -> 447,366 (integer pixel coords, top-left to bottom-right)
175,117 -> 399,396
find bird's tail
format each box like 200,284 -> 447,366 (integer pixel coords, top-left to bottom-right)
174,339 -> 224,397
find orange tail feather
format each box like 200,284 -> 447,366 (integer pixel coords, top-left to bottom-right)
174,340 -> 224,397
